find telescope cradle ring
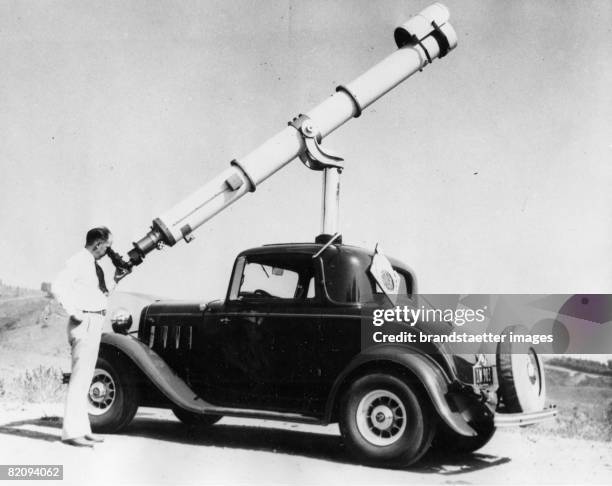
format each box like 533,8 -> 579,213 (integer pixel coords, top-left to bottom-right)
430,21 -> 451,58
335,85 -> 362,118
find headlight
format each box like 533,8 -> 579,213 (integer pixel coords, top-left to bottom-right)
111,308 -> 133,334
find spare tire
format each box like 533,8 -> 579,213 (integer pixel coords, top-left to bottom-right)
496,325 -> 546,413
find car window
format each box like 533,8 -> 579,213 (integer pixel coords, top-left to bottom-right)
229,253 -> 318,302
306,277 -> 315,299
239,262 -> 299,299
228,256 -> 246,300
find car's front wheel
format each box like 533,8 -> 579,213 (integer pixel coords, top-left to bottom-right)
339,373 -> 436,468
88,356 -> 139,433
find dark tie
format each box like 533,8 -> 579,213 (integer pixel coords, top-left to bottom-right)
95,262 -> 108,294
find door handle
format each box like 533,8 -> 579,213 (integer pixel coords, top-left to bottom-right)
219,317 -> 230,324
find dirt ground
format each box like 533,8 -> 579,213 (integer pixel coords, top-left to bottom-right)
0,404 -> 611,486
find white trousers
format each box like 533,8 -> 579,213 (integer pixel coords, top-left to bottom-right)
61,314 -> 104,441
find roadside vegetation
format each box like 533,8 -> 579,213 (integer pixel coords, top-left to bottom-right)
524,367 -> 612,442
547,356 -> 612,377
13,366 -> 65,403
1,366 -> 65,404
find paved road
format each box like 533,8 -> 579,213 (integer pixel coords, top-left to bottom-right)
0,406 -> 610,485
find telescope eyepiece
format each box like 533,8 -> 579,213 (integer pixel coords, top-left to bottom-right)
106,247 -> 133,270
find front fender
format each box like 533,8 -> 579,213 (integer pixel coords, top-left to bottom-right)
325,345 -> 478,437
99,332 -> 213,413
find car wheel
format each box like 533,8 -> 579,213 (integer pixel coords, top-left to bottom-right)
432,420 -> 496,455
88,356 -> 139,433
497,325 -> 546,413
173,408 -> 222,428
339,373 -> 436,468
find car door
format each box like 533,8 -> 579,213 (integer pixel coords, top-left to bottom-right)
256,264 -> 327,413
191,295 -> 271,408
199,252 -> 325,412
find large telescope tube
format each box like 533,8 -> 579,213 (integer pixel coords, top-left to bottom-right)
127,3 -> 457,266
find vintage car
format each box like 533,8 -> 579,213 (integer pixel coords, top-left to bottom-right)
85,241 -> 555,467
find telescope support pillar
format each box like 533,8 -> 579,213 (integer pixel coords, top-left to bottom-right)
321,168 -> 341,235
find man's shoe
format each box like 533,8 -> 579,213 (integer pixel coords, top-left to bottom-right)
62,437 -> 94,448
84,434 -> 104,443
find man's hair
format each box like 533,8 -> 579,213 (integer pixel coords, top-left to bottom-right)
85,226 -> 111,247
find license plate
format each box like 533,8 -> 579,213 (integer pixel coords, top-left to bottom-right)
473,365 -> 494,386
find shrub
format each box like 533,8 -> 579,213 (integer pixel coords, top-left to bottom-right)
13,366 -> 64,403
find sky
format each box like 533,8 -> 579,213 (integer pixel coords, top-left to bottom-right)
0,0 -> 611,300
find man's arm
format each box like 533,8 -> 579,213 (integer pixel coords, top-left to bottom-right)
107,272 -> 118,293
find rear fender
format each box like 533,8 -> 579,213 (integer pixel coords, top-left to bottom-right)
325,345 -> 479,437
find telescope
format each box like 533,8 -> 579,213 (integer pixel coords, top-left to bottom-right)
117,3 -> 457,279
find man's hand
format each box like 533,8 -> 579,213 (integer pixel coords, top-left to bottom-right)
114,266 -> 132,283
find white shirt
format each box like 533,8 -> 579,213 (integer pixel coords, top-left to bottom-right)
52,248 -> 113,319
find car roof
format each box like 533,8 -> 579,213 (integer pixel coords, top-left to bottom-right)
237,242 -> 415,276
239,242 -> 368,257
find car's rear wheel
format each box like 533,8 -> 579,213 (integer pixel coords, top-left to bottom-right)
89,356 -> 139,433
172,408 -> 222,428
339,373 -> 435,468
497,325 -> 546,413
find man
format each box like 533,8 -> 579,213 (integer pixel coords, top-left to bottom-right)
52,226 -> 117,447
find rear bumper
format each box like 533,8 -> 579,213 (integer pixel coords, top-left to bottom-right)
494,405 -> 557,427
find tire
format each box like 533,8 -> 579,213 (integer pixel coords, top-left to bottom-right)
497,325 -> 546,413
88,356 -> 140,433
339,373 -> 436,468
432,420 -> 496,455
172,408 -> 222,428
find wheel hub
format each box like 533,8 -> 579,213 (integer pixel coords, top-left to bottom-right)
355,389 -> 407,446
371,405 -> 394,430
87,368 -> 117,416
527,361 -> 536,383
89,382 -> 107,403
527,350 -> 540,388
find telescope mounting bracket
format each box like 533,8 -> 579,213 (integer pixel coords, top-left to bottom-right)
289,114 -> 344,237
289,114 -> 344,172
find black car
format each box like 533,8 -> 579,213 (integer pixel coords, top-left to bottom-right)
85,241 -> 555,467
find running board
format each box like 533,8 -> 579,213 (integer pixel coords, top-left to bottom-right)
494,405 -> 557,427
185,406 -> 321,424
